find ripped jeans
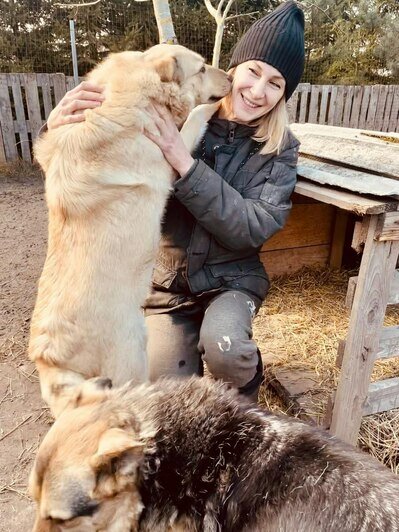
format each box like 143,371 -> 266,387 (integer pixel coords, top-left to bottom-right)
145,290 -> 263,390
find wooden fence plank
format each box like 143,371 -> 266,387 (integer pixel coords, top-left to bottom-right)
333,86 -> 345,126
327,86 -> 338,126
319,85 -> 330,125
388,87 -> 399,133
358,86 -> 371,129
8,74 -> 31,162
22,73 -> 44,142
298,85 -> 310,123
0,125 -> 6,162
52,73 -> 67,105
374,85 -> 389,132
366,85 -> 380,130
288,89 -> 299,123
364,378 -> 399,416
342,86 -> 354,127
37,73 -> 53,119
0,76 -> 18,160
382,86 -> 394,132
308,85 -> 320,123
350,86 -> 363,128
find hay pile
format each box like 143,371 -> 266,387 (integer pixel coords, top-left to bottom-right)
254,267 -> 399,473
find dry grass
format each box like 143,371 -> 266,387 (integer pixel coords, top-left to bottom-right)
254,267 -> 399,472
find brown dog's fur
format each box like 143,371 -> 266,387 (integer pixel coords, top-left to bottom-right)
30,377 -> 399,531
29,45 -> 231,418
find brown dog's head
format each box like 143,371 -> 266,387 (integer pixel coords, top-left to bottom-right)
29,384 -> 156,531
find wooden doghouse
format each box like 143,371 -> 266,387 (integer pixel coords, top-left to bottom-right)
260,124 -> 399,445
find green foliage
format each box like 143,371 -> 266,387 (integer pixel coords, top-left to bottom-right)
0,0 -> 397,83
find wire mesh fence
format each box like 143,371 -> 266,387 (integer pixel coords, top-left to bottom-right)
1,0 -> 398,84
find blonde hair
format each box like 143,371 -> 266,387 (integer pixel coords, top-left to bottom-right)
219,67 -> 289,155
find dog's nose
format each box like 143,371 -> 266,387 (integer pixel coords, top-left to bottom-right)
94,377 -> 113,390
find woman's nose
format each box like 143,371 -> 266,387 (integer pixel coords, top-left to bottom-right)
250,80 -> 265,99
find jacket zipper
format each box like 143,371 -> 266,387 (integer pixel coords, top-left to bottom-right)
228,123 -> 235,144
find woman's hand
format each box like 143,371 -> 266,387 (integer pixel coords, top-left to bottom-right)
47,81 -> 104,130
144,102 -> 195,178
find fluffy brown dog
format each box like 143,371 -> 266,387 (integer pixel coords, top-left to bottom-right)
29,377 -> 399,531
29,45 -> 231,418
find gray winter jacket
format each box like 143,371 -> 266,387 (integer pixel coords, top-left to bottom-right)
145,117 -> 300,309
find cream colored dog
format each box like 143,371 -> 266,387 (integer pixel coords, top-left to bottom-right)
30,44 -> 231,417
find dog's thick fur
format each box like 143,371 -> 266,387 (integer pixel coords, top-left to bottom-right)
30,377 -> 399,531
29,45 -> 231,417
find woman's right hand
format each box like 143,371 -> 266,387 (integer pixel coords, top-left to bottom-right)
47,81 -> 105,130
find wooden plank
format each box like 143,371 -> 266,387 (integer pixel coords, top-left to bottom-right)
7,74 -> 31,162
358,85 -> 371,129
366,85 -> 380,130
363,378 -> 399,416
260,244 -> 330,277
51,73 -> 67,105
0,125 -> 6,163
342,86 -> 354,128
297,158 -> 399,197
298,85 -> 310,123
329,209 -> 348,269
288,89 -> 299,123
374,85 -> 389,132
37,73 -> 53,119
327,86 -> 338,126
388,87 -> 399,133
330,215 -> 399,444
291,123 -> 399,180
346,269 -> 399,308
318,85 -> 330,125
308,85 -> 320,124
336,326 -> 399,368
0,75 -> 18,160
382,86 -> 395,133
351,217 -> 370,253
377,211 -> 399,241
333,86 -> 345,126
349,86 -> 363,129
262,203 -> 334,252
295,180 -> 399,215
21,73 -> 43,141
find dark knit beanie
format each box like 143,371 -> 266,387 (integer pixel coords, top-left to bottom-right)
228,1 -> 305,100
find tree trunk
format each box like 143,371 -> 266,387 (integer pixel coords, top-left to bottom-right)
152,0 -> 178,44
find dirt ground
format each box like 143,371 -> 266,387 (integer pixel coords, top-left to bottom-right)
0,173 -> 52,530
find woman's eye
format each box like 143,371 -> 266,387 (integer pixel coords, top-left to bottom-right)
249,67 -> 259,76
271,81 -> 281,89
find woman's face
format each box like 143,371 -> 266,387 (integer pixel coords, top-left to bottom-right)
228,60 -> 286,123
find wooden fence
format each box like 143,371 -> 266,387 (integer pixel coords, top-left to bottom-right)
0,74 -> 398,163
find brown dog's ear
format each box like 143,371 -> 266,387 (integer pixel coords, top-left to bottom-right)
90,428 -> 144,469
152,56 -> 182,83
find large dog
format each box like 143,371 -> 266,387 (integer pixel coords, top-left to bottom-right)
29,45 -> 231,417
30,377 -> 399,531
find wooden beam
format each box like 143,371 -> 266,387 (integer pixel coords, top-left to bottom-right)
260,244 -> 330,278
351,217 -> 370,253
294,180 -> 399,215
376,211 -> 399,241
336,325 -> 399,368
363,378 -> 399,416
330,215 -> 399,444
346,269 -> 399,308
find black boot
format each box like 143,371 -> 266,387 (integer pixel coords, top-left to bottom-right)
238,349 -> 264,403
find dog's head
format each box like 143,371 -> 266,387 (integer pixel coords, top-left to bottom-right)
29,384 -> 155,531
143,44 -> 232,125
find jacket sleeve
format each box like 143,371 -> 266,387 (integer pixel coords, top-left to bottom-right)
173,143 -> 299,252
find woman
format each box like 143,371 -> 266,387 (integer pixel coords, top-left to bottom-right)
46,1 -> 305,402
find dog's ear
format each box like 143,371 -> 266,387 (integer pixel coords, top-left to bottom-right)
91,428 -> 144,469
152,56 -> 182,83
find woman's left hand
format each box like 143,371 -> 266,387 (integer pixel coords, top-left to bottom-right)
143,102 -> 195,178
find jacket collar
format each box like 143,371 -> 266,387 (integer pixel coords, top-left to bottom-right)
208,117 -> 257,140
